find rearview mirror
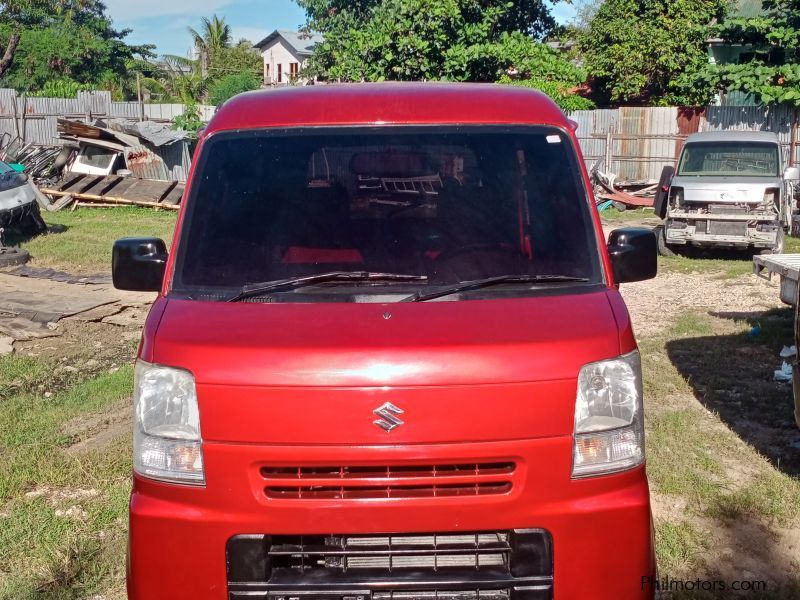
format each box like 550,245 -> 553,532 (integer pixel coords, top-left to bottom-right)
112,237 -> 168,292
607,228 -> 657,284
785,166 -> 800,181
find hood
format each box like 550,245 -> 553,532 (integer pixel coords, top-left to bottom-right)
149,290 -> 624,444
152,290 -> 620,388
672,175 -> 780,204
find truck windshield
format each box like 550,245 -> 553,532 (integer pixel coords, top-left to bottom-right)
677,141 -> 779,177
174,126 -> 602,301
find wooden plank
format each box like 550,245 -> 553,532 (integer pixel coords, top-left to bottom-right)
42,176 -> 183,211
77,175 -> 105,194
162,184 -> 185,206
122,180 -> 175,203
57,174 -> 85,192
156,180 -> 179,203
79,176 -> 124,197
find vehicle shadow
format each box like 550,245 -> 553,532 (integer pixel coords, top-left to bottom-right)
669,245 -> 763,262
3,222 -> 68,246
665,307 -> 800,477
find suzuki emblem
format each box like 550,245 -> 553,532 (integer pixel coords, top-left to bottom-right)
373,402 -> 405,432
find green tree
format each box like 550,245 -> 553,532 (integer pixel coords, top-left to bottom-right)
581,0 -> 727,105
208,39 -> 262,80
294,0 -> 591,110
696,0 -> 800,105
208,71 -> 260,105
0,0 -> 154,94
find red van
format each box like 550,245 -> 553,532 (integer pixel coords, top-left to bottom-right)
114,83 -> 658,600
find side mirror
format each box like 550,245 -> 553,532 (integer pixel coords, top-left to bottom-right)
653,165 -> 675,219
784,166 -> 800,181
608,228 -> 657,284
112,237 -> 168,292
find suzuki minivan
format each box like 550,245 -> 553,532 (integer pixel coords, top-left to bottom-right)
114,83 -> 658,600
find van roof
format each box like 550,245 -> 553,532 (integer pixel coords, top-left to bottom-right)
685,130 -> 780,144
205,83 -> 569,135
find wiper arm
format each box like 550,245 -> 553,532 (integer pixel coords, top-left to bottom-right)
228,271 -> 428,302
401,274 -> 589,303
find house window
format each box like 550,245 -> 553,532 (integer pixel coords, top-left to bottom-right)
290,62 -> 299,78
264,63 -> 270,83
277,64 -> 282,83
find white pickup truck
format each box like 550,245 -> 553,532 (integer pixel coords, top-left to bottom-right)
655,131 -> 800,255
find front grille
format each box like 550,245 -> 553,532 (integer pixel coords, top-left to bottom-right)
261,463 -> 516,500
227,530 -> 553,600
708,204 -> 747,214
269,533 -> 510,573
708,220 -> 747,236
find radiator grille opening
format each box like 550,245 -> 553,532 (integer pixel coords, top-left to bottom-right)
269,533 -> 511,574
373,591 -> 510,600
261,463 -> 515,500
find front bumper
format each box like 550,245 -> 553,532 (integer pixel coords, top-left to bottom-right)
665,210 -> 780,248
127,438 -> 655,600
0,199 -> 38,229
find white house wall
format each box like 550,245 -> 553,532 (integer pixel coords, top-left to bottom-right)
260,41 -> 305,85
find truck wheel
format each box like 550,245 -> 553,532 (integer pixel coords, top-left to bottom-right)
760,228 -> 785,255
655,225 -> 675,257
0,246 -> 30,267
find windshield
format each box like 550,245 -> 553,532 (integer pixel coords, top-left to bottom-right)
677,141 -> 779,177
174,126 -> 602,302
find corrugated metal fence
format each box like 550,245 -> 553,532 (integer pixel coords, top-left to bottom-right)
572,104 -> 800,181
0,89 -> 214,181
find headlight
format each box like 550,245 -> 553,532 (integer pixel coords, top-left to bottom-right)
572,352 -> 644,478
134,361 -> 205,485
669,186 -> 684,206
762,188 -> 779,207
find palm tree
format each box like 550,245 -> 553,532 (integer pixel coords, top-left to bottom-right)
187,15 -> 232,52
188,15 -> 233,75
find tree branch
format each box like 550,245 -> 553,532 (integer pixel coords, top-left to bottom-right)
0,32 -> 22,78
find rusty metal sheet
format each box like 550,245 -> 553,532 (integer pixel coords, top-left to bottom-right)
124,145 -> 170,181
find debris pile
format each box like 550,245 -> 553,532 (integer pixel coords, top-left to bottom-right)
0,117 -> 190,213
774,345 -> 796,382
591,163 -> 656,211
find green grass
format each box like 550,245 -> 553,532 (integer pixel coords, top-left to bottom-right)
643,313 -> 800,526
0,356 -> 134,598
20,207 -> 178,274
659,233 -> 800,279
600,206 -> 658,222
655,520 -> 708,573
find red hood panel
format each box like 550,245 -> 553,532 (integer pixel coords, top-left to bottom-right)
153,291 -> 620,388
151,291 -> 622,444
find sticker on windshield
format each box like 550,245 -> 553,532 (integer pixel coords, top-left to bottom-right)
546,135 -> 562,144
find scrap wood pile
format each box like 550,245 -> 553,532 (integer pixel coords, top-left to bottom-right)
2,117 -> 190,213
591,163 -> 656,211
40,173 -> 184,211
36,118 -> 187,211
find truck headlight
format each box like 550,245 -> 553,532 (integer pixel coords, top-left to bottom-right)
669,186 -> 684,206
134,361 -> 205,485
572,352 -> 644,478
763,188 -> 779,207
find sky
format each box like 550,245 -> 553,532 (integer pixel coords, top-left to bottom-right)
103,0 -> 576,59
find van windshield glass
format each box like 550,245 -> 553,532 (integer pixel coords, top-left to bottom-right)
677,142 -> 779,177
174,127 -> 601,301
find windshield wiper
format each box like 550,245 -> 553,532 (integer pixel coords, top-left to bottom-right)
228,271 -> 428,302
401,274 -> 589,303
